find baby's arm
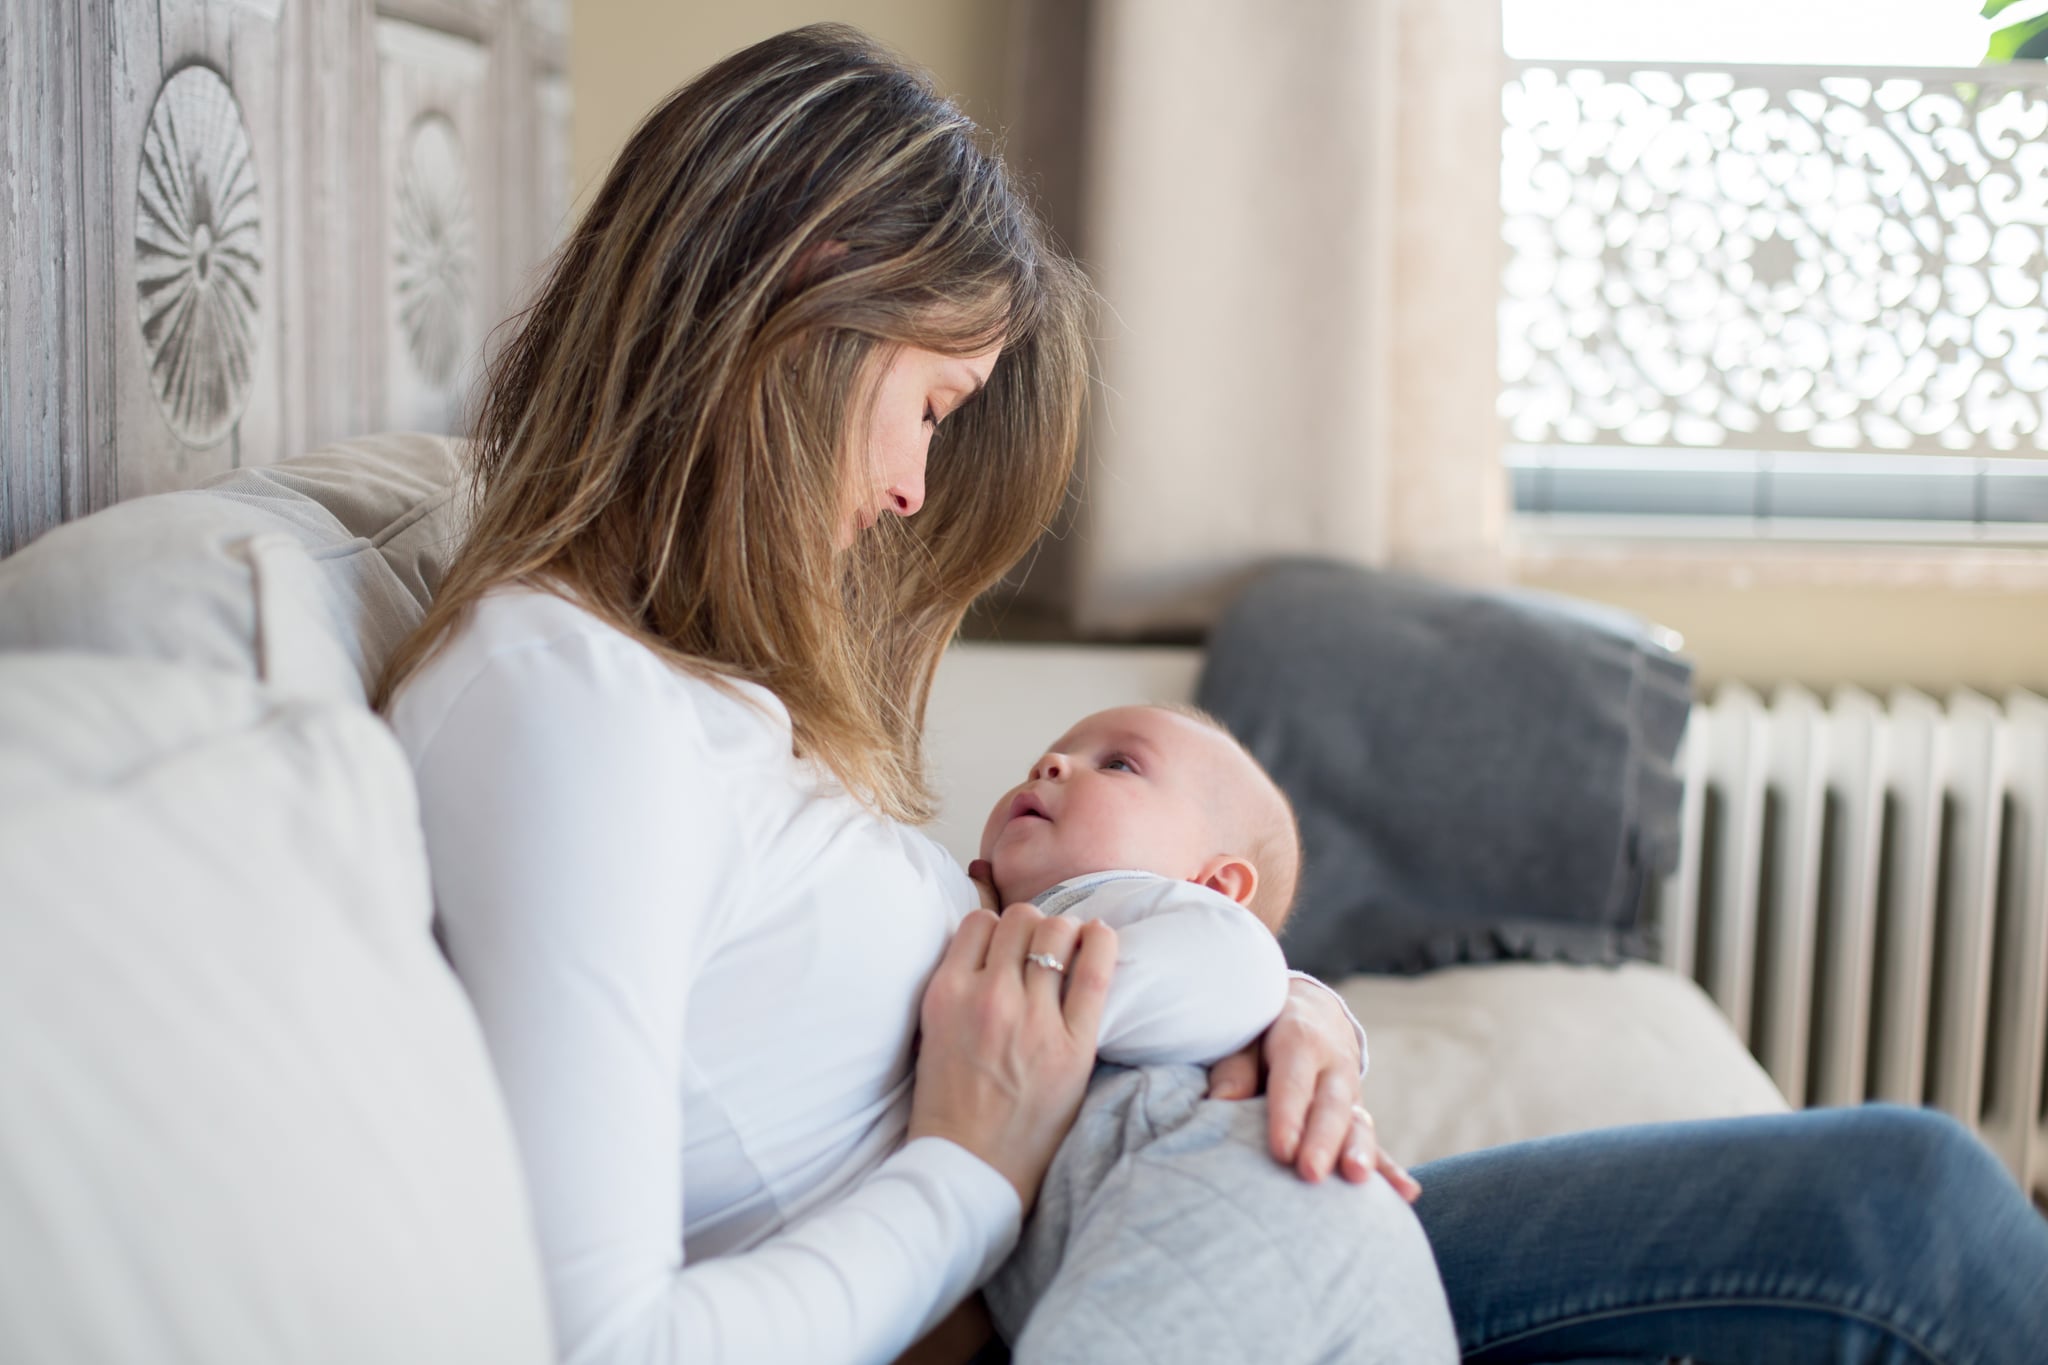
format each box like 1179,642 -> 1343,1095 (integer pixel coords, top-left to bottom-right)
1058,878 -> 1289,1067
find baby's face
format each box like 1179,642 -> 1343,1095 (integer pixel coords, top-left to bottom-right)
978,706 -> 1240,905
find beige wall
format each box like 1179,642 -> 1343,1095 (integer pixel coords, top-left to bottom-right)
572,0 -> 1012,215
569,3 -> 2048,694
1518,575 -> 2048,694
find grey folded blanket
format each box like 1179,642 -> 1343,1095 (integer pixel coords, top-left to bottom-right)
1197,560 -> 1693,977
986,1065 -> 1455,1365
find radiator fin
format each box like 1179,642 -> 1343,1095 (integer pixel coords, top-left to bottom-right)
1669,684 -> 2048,1206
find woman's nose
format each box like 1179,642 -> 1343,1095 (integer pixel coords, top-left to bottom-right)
1031,752 -> 1068,781
886,474 -> 925,518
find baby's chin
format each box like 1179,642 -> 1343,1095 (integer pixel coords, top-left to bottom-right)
981,851 -> 1069,909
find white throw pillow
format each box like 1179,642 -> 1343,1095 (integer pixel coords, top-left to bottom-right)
0,432 -> 466,705
0,654 -> 551,1365
1343,961 -> 1790,1168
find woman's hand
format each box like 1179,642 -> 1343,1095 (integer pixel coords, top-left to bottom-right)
1206,978 -> 1421,1199
909,902 -> 1116,1211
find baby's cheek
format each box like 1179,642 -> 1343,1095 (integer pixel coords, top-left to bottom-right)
978,791 -> 1031,865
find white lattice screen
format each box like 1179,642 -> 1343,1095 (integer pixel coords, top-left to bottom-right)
1501,63 -> 2048,462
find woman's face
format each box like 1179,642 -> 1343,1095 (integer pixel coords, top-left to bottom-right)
841,342 -> 1001,548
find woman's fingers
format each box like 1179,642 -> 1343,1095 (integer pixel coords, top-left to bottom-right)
1289,1070 -> 1362,1182
1022,915 -> 1082,1008
984,901 -> 1045,972
942,907 -> 998,973
1205,1042 -> 1262,1101
1334,1107 -> 1422,1200
1057,919 -> 1116,1042
1336,1105 -> 1378,1185
1261,1034 -> 1322,1168
1255,980 -> 1366,1178
1378,1152 -> 1422,1203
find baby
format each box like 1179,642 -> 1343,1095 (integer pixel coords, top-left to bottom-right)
966,708 -> 1455,1362
970,702 -> 1301,1067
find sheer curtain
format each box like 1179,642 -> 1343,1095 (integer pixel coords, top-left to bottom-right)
1000,0 -> 1509,636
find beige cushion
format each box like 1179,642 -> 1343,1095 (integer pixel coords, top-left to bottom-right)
0,432 -> 466,704
1344,962 -> 1790,1168
0,653 -> 550,1365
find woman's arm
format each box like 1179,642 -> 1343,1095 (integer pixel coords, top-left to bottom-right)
403,623 -> 1089,1365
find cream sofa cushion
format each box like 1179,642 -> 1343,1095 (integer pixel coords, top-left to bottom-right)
1346,962 -> 1789,1167
0,432 -> 465,704
0,654 -> 550,1365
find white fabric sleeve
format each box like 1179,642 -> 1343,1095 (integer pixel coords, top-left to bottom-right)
407,633 -> 1019,1365
1285,970 -> 1371,1079
1057,880 -> 1290,1067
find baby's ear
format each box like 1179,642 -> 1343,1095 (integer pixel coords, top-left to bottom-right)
1194,855 -> 1258,909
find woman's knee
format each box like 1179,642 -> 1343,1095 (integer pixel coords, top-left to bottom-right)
1802,1103 -> 2006,1197
1769,1102 -> 2036,1286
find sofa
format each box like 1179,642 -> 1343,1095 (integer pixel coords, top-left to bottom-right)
0,433 -> 1786,1362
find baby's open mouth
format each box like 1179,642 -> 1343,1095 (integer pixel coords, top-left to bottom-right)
1007,792 -> 1052,823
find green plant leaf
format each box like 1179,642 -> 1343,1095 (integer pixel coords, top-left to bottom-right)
1981,0 -> 2029,19
1988,12 -> 2048,59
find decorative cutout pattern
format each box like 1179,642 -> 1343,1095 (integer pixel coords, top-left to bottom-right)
1502,65 -> 2048,455
394,113 -> 475,388
134,66 -> 263,447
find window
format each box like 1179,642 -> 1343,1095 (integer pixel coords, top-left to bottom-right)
1500,0 -> 2048,543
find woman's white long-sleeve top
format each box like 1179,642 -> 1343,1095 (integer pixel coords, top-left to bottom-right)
388,588 -> 1294,1365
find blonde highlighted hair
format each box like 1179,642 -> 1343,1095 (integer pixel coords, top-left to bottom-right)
375,24 -> 1089,823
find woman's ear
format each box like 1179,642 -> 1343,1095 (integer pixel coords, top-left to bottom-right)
785,238 -> 850,293
1194,854 -> 1259,908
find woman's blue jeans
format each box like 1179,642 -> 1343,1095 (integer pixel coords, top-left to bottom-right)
1412,1104 -> 2048,1364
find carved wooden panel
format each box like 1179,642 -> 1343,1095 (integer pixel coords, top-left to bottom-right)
1,0 -> 573,555
376,19 -> 492,432
102,1 -> 289,499
134,66 -> 265,450
2,0 -> 105,549
535,72 -> 575,253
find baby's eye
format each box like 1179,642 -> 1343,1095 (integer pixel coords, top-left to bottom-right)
1102,754 -> 1136,773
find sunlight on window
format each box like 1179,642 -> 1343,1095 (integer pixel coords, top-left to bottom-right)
1498,3 -> 2048,534
1501,0 -> 2035,67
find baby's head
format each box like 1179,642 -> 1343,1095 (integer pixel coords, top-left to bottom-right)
978,704 -> 1301,931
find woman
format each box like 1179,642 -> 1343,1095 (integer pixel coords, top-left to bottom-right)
381,23 -> 2048,1365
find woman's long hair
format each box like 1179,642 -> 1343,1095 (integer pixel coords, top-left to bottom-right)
375,24 -> 1089,823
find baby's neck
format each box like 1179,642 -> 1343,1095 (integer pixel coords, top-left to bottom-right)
994,865 -> 1153,908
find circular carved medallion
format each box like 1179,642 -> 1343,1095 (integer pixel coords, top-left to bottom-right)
394,114 -> 476,388
134,66 -> 263,447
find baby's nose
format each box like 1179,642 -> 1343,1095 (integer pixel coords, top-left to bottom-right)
1032,751 -> 1069,781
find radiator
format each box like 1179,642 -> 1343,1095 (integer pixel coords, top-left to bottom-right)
1659,684 -> 2048,1206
